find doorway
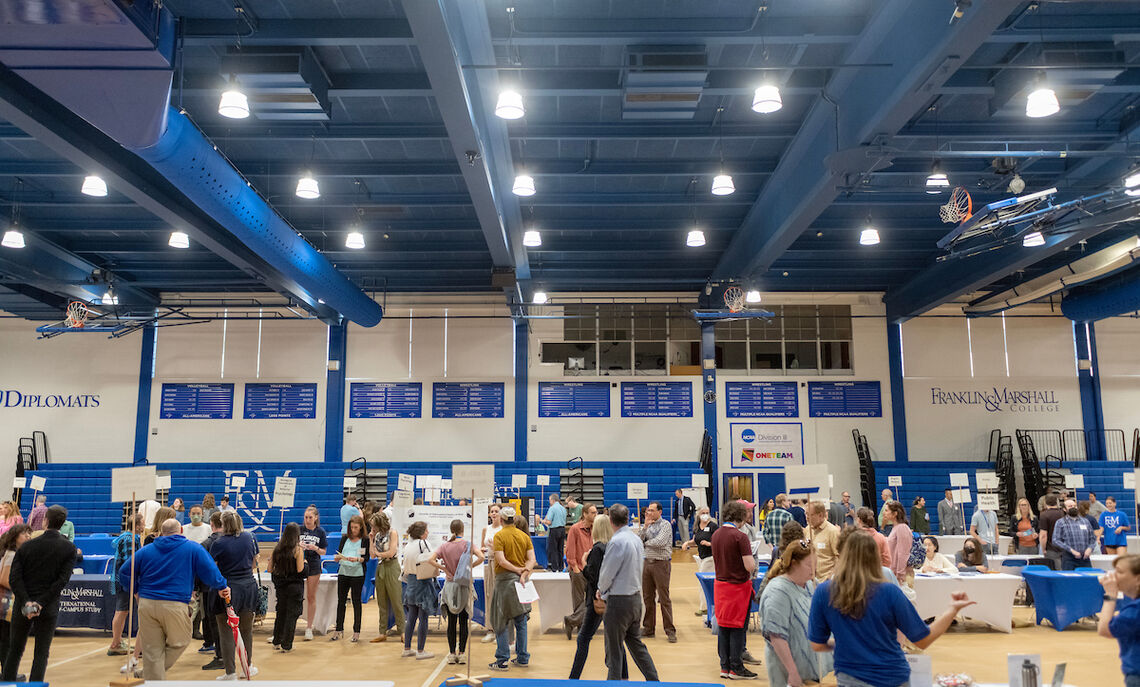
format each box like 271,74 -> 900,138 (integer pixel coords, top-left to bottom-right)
722,472 -> 788,526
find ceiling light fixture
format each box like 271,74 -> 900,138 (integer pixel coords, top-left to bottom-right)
218,80 -> 250,119
512,173 -> 536,197
711,173 -> 735,196
1022,231 -> 1045,247
102,291 -> 118,306
532,291 -> 548,305
1124,169 -> 1140,196
686,228 -> 706,247
745,289 -> 762,304
1025,73 -> 1059,118
168,231 -> 190,249
345,230 -> 366,250
295,173 -> 320,199
751,85 -> 782,114
495,90 -> 525,120
1,229 -> 24,249
81,175 -> 108,197
925,161 -> 949,193
522,229 -> 542,247
860,216 -> 880,246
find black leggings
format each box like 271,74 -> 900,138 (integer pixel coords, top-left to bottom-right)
271,577 -> 304,650
446,608 -> 468,654
336,575 -> 364,633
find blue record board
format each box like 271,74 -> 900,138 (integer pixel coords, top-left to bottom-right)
432,382 -> 505,418
808,381 -> 882,417
724,381 -> 799,417
160,383 -> 234,419
244,383 -> 318,419
620,382 -> 692,417
349,382 -> 423,418
538,382 -> 610,418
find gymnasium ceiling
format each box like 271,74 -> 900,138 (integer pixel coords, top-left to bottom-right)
0,0 -> 1139,323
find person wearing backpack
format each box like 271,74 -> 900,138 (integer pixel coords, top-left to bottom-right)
806,502 -> 840,581
882,502 -> 914,584
437,520 -> 484,665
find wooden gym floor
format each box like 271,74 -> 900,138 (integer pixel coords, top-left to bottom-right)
32,554 -> 1122,687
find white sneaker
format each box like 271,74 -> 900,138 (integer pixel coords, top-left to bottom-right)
304,628 -> 314,641
447,653 -> 458,664
216,674 -> 237,681
457,654 -> 467,664
416,650 -> 435,660
266,636 -> 276,644
248,666 -> 259,678
401,649 -> 416,658
481,632 -> 495,643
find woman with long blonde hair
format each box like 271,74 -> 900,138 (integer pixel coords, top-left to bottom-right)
143,507 -> 176,545
759,540 -> 831,687
808,531 -> 973,687
568,513 -> 614,679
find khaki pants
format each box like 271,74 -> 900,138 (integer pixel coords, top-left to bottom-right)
138,597 -> 192,681
642,558 -> 675,636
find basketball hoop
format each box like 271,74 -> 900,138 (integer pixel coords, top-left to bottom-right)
723,286 -> 745,313
940,186 -> 973,224
64,301 -> 88,329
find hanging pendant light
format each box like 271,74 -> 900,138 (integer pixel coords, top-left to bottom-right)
925,161 -> 950,193
512,173 -> 536,197
1022,231 -> 1045,247
295,173 -> 320,199
495,90 -> 525,120
218,84 -> 250,119
1,229 -> 24,249
168,231 -> 190,249
345,231 -> 366,249
745,290 -> 762,304
81,175 -> 108,197
711,173 -> 735,196
532,291 -> 548,305
860,216 -> 880,246
1025,73 -> 1059,118
1123,169 -> 1140,196
102,291 -> 119,306
751,85 -> 782,114
522,229 -> 542,247
686,229 -> 706,247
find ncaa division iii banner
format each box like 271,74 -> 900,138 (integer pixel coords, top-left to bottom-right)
729,422 -> 804,468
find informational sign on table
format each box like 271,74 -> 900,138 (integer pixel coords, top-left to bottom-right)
343,476 -> 357,489
627,483 -> 648,500
243,383 -> 318,419
620,382 -> 693,417
511,474 -> 527,489
160,383 -> 234,419
28,475 -> 46,492
111,466 -> 157,503
397,473 -> 415,492
888,476 -> 902,487
724,381 -> 799,417
415,505 -> 474,549
807,381 -> 882,417
537,382 -> 610,417
1064,473 -> 1085,489
349,382 -> 422,418
976,471 -> 999,490
692,473 -> 709,488
432,382 -> 505,418
536,475 -> 550,486
272,476 -> 297,509
58,575 -> 114,631
977,493 -> 1000,511
155,475 -> 172,492
10,478 -> 24,490
389,490 -> 414,533
954,488 -> 972,504
949,473 -> 970,487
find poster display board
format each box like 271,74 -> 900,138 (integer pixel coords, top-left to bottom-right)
729,422 -> 805,468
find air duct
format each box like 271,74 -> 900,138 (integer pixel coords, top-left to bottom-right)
0,0 -> 382,327
1061,263 -> 1140,322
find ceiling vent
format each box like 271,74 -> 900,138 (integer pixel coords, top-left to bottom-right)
220,48 -> 331,121
622,46 -> 707,120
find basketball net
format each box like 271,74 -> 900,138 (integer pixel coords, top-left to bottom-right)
64,301 -> 88,328
723,286 -> 745,313
940,187 -> 973,224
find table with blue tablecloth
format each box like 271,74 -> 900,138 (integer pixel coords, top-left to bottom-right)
73,535 -> 114,556
1021,568 -> 1105,630
80,554 -> 112,575
58,574 -> 115,631
696,569 -> 767,632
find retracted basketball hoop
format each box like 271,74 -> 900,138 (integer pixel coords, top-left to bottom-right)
940,186 -> 973,224
722,286 -> 745,313
64,301 -> 88,329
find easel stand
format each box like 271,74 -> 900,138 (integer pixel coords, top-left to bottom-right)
109,493 -> 143,687
447,487 -> 489,687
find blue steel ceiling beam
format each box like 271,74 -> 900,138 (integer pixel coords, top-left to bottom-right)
182,19 -> 416,46
401,0 -> 528,287
711,0 -> 1022,283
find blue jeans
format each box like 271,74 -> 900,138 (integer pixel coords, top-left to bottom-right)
836,672 -> 908,687
495,612 -> 529,664
1125,674 -> 1140,687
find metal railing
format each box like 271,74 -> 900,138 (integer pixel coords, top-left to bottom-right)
1017,428 -> 1129,462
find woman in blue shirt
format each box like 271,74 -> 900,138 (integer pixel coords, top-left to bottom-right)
809,531 -> 973,687
1099,554 -> 1140,686
1102,497 -> 1131,556
331,515 -> 369,642
209,511 -> 261,680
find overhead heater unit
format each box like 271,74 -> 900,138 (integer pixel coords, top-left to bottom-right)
622,46 -> 708,120
220,48 -> 332,121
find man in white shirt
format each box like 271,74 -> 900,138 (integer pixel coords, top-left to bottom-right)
183,505 -> 211,544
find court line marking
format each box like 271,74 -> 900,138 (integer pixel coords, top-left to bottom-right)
48,645 -> 106,668
420,655 -> 449,687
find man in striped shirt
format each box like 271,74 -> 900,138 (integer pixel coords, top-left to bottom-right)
763,494 -> 793,551
1053,499 -> 1097,571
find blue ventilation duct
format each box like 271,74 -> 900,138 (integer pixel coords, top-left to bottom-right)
0,0 -> 383,327
1061,264 -> 1140,322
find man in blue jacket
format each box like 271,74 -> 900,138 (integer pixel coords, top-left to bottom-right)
119,518 -> 230,680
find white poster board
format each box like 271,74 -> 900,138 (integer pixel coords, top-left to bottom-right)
627,483 -> 648,500
441,479 -> 453,492
110,466 -> 157,503
389,490 -> 414,535
10,477 -> 25,490
887,475 -> 902,487
954,488 -> 972,504
155,475 -> 172,492
729,422 -> 805,467
977,493 -> 1000,511
692,473 -> 709,488
906,654 -> 934,687
414,505 -> 473,549
343,476 -> 358,489
28,475 -> 46,492
1125,471 -> 1137,491
976,471 -> 999,490
272,476 -> 297,509
511,474 -> 527,489
452,465 -> 495,499
537,475 -> 550,486
398,474 -> 415,492
415,475 -> 429,489
949,473 -> 970,487
1064,473 -> 1085,489
786,464 -> 830,500
230,475 -> 246,490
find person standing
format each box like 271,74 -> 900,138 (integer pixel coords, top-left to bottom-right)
268,522 -> 304,652
116,518 -> 230,682
564,502 -> 598,638
682,507 -> 717,614
789,499 -> 808,528
596,503 -> 658,681
1038,494 -> 1066,569
807,501 -> 840,581
711,500 -> 758,680
488,506 -> 535,671
759,540 -> 832,687
172,498 -> 187,525
368,513 -> 404,642
331,515 -> 369,642
566,496 -> 583,527
402,522 -> 444,660
340,494 -> 361,536
299,506 -> 327,640
568,514 -> 615,679
0,524 -> 30,679
183,505 -> 210,545
1096,554 -> 1140,686
969,501 -> 999,555
938,489 -> 964,535
910,496 -> 930,535
0,506 -> 73,683
762,494 -> 793,552
209,511 -> 260,680
855,508 -> 891,567
25,496 -> 46,532
218,496 -> 234,513
877,489 -> 894,529
198,512 -> 224,669
1103,496 -> 1132,556
672,489 -> 695,547
808,531 -> 973,687
542,493 -> 568,572
883,502 -> 914,583
638,501 -> 676,643
437,520 -> 483,664
201,494 -> 218,523
1053,499 -> 1097,571
479,503 -> 505,644
1088,492 -> 1107,519
1011,498 -> 1039,555
108,514 -> 143,656
829,492 -> 855,528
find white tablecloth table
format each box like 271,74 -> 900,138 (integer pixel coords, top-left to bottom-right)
530,571 -> 573,633
912,573 -> 1023,633
988,553 -> 1116,572
148,683 -> 395,687
935,534 -> 1012,554
266,573 -> 339,634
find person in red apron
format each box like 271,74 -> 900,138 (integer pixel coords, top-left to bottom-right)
712,500 -> 759,680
